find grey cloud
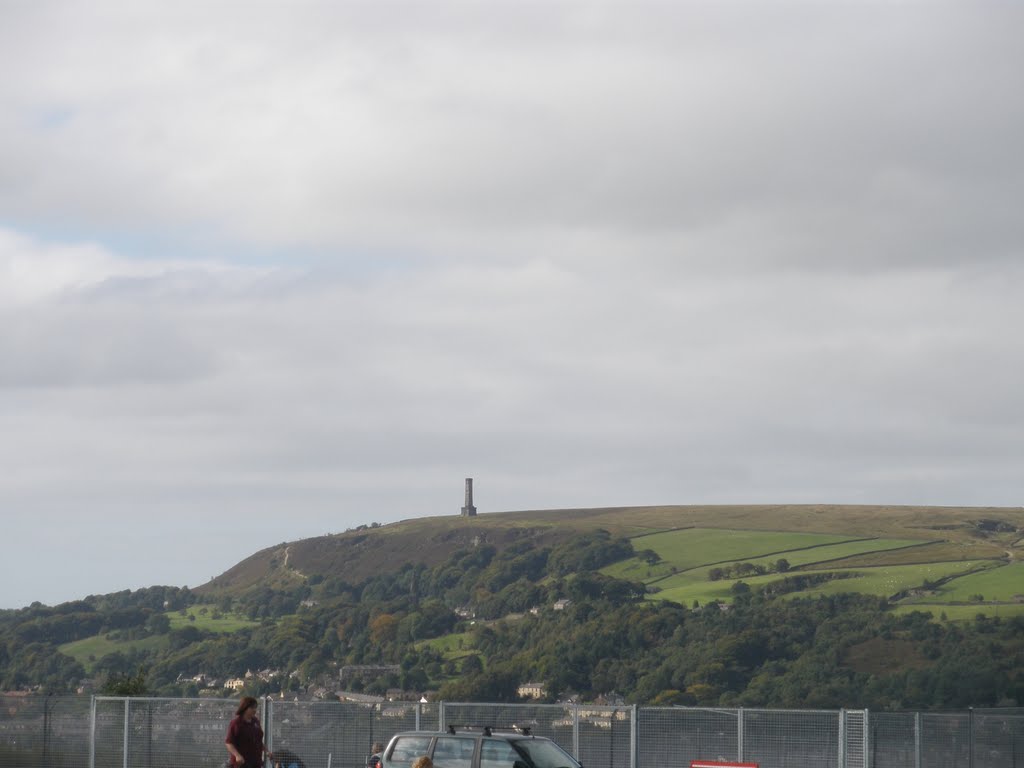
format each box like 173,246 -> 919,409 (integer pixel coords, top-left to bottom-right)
1,3 -> 1023,607
2,3 -> 1021,272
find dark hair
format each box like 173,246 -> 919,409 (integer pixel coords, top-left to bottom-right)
236,696 -> 259,717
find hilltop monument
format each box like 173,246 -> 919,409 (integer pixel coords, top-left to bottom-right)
461,477 -> 477,517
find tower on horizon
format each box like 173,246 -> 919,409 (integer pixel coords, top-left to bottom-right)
461,478 -> 477,517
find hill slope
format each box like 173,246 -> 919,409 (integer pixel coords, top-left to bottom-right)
196,503 -> 1024,599
4,503 -> 1023,708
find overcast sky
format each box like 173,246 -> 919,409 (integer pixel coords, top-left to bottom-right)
2,2 -> 1022,609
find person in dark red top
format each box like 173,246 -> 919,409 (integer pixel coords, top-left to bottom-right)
225,696 -> 273,768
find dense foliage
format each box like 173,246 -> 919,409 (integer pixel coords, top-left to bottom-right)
1,530 -> 1022,709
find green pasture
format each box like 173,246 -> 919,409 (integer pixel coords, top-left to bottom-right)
608,528 -> 859,582
785,561 -> 998,599
639,528 -> 856,568
906,560 -> 1024,603
417,632 -> 475,656
648,559 -> 1001,607
891,603 -> 1024,621
60,634 -> 168,672
734,538 -> 924,571
811,540 -> 1001,569
167,610 -> 258,632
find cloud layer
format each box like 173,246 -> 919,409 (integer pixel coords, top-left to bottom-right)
1,2 -> 1022,607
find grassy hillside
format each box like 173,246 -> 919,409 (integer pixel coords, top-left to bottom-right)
600,520 -> 1019,615
195,504 -> 1024,603
12,503 -> 1022,706
60,634 -> 169,672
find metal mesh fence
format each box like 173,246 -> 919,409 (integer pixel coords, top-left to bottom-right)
638,707 -> 851,768
1,696 -> 1023,768
94,696 -> 240,768
268,700 -> 439,768
639,706 -> 735,768
920,712 -> 971,768
973,708 -> 1024,768
869,711 -> 917,768
0,694 -> 92,768
740,709 -> 840,768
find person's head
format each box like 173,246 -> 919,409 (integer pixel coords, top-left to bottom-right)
371,744 -> 384,755
411,756 -> 433,768
236,696 -> 259,718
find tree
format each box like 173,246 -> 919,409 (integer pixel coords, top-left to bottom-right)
461,654 -> 484,675
102,668 -> 148,696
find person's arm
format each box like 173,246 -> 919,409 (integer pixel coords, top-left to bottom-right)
225,721 -> 245,765
226,742 -> 245,765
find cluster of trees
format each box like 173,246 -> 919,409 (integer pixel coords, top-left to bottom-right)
1,532 -> 1022,710
708,559 -> 790,581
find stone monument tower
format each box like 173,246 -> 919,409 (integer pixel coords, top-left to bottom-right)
461,477 -> 477,517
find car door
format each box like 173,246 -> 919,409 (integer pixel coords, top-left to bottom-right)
479,739 -> 522,768
387,736 -> 434,768
430,736 -> 477,768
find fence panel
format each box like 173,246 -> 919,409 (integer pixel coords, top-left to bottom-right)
842,709 -> 867,768
972,709 -> 1024,768
268,700 -> 437,768
638,707 -> 737,768
743,708 -> 840,768
0,694 -> 92,768
919,713 -> 969,768
868,712 -> 916,768
94,696 -> 238,768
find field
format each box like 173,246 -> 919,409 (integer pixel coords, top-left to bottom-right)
60,634 -> 169,671
417,632 -> 475,655
59,610 -> 258,672
907,559 -> 1024,602
167,609 -> 259,632
601,527 -> 1020,619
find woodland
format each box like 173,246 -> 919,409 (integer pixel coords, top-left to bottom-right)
1,526 -> 1022,709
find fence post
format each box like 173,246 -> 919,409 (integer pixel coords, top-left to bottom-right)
415,699 -> 421,731
914,712 -> 921,768
90,696 -> 97,768
968,707 -> 974,768
439,701 -> 446,733
572,704 -> 580,760
838,709 -> 846,768
864,709 -> 870,768
630,704 -> 638,768
123,697 -> 130,768
42,692 -> 53,768
264,696 -> 273,764
737,708 -> 744,762
147,699 -> 154,768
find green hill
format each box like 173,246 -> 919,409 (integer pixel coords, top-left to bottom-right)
196,503 -> 1024,602
2,503 -> 1023,708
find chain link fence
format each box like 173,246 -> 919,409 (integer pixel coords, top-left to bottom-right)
1,696 -> 1022,768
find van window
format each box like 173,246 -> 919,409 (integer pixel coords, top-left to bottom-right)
431,736 -> 476,768
388,737 -> 433,768
480,740 -> 520,768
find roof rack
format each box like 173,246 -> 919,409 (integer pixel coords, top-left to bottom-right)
445,725 -> 532,737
